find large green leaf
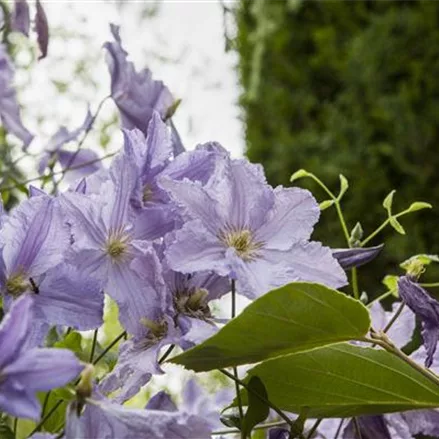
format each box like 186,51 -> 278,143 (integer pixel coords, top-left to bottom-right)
171,282 -> 370,371
237,343 -> 439,418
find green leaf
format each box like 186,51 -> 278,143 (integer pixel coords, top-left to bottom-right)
389,217 -> 406,235
383,190 -> 396,214
54,331 -> 82,354
237,343 -> 439,418
406,202 -> 432,212
171,282 -> 371,372
381,275 -> 399,297
242,377 -> 270,439
338,174 -> 349,199
319,199 -> 334,211
0,418 -> 14,439
52,386 -> 75,402
290,169 -> 310,182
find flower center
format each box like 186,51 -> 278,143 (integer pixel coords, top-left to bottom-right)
105,229 -> 131,262
139,317 -> 168,349
175,288 -> 211,320
219,228 -> 263,261
5,273 -> 29,297
142,184 -> 153,203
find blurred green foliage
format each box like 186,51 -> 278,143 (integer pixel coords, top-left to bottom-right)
236,0 -> 439,293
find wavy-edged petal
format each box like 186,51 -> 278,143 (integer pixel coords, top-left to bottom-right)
255,187 -> 320,250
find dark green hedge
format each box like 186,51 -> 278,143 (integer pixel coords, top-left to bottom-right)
236,0 -> 439,292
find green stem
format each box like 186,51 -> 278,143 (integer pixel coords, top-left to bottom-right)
13,417 -> 18,436
29,400 -> 63,434
367,290 -> 395,307
382,302 -> 405,334
0,151 -> 118,193
230,279 -> 244,426
361,209 -> 410,247
89,329 -> 98,363
219,368 -> 303,438
361,335 -> 439,388
351,268 -> 359,300
305,418 -> 322,439
92,331 -> 126,365
158,344 -> 175,364
41,391 -> 51,417
420,282 -> 439,288
334,202 -> 350,244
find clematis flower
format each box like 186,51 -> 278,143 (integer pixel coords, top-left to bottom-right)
104,24 -> 174,134
0,194 -> 103,342
161,154 -> 347,299
0,44 -> 33,148
398,275 -> 439,367
0,295 -> 84,420
38,109 -> 101,182
100,242 -> 227,403
60,149 -> 168,335
64,391 -> 211,439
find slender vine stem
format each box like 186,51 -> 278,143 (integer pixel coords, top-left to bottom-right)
29,400 -> 63,434
13,417 -> 18,436
230,279 -> 244,426
41,391 -> 52,417
420,282 -> 439,288
89,329 -> 98,363
333,418 -> 345,439
219,368 -> 303,438
158,344 -> 175,364
367,289 -> 395,307
92,331 -> 126,365
382,302 -> 405,334
0,151 -> 118,192
361,335 -> 439,388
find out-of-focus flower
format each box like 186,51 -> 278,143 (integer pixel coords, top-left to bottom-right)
0,44 -> 34,148
0,295 -> 83,420
104,24 -> 174,134
38,109 -> 101,182
11,0 -> 30,36
64,391 -> 211,439
398,275 -> 439,367
162,153 -> 346,298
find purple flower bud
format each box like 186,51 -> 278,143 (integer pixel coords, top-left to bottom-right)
398,275 -> 439,367
332,244 -> 384,270
11,0 -> 30,36
35,0 -> 49,60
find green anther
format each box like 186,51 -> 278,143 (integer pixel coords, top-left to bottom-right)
140,317 -> 168,339
142,184 -> 153,203
175,288 -> 211,319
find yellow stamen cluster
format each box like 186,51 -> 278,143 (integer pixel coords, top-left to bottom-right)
142,184 -> 153,203
175,288 -> 211,320
5,273 -> 29,297
218,228 -> 263,261
105,229 -> 131,262
140,317 -> 168,348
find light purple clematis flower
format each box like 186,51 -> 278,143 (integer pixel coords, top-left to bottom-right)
60,149 -> 167,335
64,391 -> 211,439
0,44 -> 33,148
0,194 -> 103,341
0,295 -> 84,420
38,109 -> 100,182
398,275 -> 439,367
104,24 -> 174,134
11,0 -> 30,36
161,153 -> 347,299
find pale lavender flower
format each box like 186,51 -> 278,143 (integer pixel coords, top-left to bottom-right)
38,109 -> 100,182
0,44 -> 33,148
398,275 -> 439,367
11,0 -> 30,36
104,24 -> 174,134
332,244 -> 384,270
0,295 -> 83,420
161,154 -> 347,298
60,150 -> 167,334
64,391 -> 211,439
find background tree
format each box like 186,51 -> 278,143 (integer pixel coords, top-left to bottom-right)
235,0 -> 439,293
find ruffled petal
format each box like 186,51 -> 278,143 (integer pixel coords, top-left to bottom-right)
255,187 -> 320,250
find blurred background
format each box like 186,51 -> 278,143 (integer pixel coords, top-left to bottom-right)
2,0 -> 439,293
